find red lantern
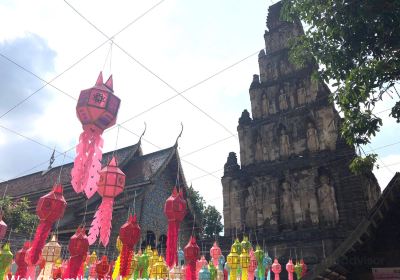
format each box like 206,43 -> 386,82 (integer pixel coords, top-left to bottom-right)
286,259 -> 295,280
271,258 -> 281,280
300,259 -> 307,277
88,156 -> 125,246
25,183 -> 66,266
63,227 -> 89,279
184,236 -> 200,280
164,187 -> 187,268
15,241 -> 30,279
210,242 -> 222,267
119,214 -> 141,277
96,255 -> 111,279
0,212 -> 7,240
71,72 -> 121,198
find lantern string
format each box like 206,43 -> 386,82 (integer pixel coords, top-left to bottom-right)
274,247 -> 277,258
112,125 -> 121,158
7,227 -> 12,242
102,40 -> 113,73
295,248 -> 298,261
81,199 -> 89,226
57,152 -> 67,184
191,214 -> 195,237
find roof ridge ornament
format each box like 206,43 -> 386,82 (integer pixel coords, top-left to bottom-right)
138,122 -> 147,144
42,148 -> 56,175
174,122 -> 184,148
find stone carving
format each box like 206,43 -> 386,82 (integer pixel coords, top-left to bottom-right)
279,89 -> 289,110
238,125 -> 255,166
317,175 -> 339,225
307,122 -> 320,152
297,83 -> 306,105
280,180 -> 294,227
255,134 -> 263,162
261,93 -> 269,116
229,179 -> 242,230
245,187 -> 257,228
279,127 -> 291,158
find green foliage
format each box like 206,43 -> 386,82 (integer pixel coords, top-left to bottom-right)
186,185 -> 223,238
350,154 -> 379,175
0,196 -> 38,234
281,0 -> 400,150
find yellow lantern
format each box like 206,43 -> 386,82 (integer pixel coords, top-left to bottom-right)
40,235 -> 62,279
227,243 -> 240,280
241,236 -> 251,253
112,236 -> 123,280
150,249 -> 159,269
239,248 -> 250,280
150,256 -> 168,279
89,251 -> 98,279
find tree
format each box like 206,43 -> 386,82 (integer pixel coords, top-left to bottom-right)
281,0 -> 400,173
0,196 -> 38,234
186,185 -> 223,238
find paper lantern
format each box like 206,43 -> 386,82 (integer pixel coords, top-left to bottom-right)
88,252 -> 98,279
184,236 -> 200,280
112,237 -> 123,280
300,259 -> 307,277
240,248 -> 250,280
209,262 -> 217,280
210,242 -> 222,267
178,247 -> 185,267
196,256 -> 208,279
96,255 -> 111,279
264,253 -> 272,280
164,187 -> 187,268
271,258 -> 281,280
254,246 -> 264,280
52,259 -> 63,280
0,211 -> 7,240
119,214 -> 141,277
139,249 -> 150,279
241,236 -> 251,253
248,249 -> 257,280
15,241 -> 31,279
217,256 -> 225,280
227,242 -> 240,280
88,157 -> 126,246
150,256 -> 168,279
41,235 -> 62,278
294,261 -> 302,280
64,227 -> 89,279
71,72 -> 121,198
199,265 -> 211,280
170,265 -> 185,280
128,251 -> 138,279
150,249 -> 159,271
224,262 -> 229,280
0,243 -> 13,280
26,183 -> 66,266
286,259 -> 295,280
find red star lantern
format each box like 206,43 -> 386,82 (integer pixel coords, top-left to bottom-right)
25,183 -> 66,266
119,214 -> 141,277
88,157 -> 125,246
184,236 -> 200,280
71,72 -> 121,198
63,227 -> 89,279
164,187 -> 187,268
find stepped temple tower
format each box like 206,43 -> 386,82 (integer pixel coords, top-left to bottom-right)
222,2 -> 381,264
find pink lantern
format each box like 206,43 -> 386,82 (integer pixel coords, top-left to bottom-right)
184,236 -> 200,280
210,242 -> 222,267
271,258 -> 281,280
71,72 -> 121,198
196,256 -> 208,280
0,212 -> 7,240
88,157 -> 125,246
248,249 -> 257,280
286,259 -> 294,280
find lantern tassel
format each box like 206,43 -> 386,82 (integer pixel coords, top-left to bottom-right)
88,198 -> 113,246
120,246 -> 133,278
186,263 -> 196,280
112,253 -> 121,280
71,129 -> 103,198
166,220 -> 179,268
25,221 -> 52,265
64,255 -> 86,279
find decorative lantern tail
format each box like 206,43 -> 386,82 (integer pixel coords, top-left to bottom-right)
88,198 -> 113,246
25,221 -> 52,265
186,263 -> 196,280
71,129 -> 103,198
112,254 -> 121,280
166,220 -> 179,268
64,255 -> 86,279
120,245 -> 133,277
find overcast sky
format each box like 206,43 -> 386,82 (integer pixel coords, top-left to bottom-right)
0,0 -> 399,216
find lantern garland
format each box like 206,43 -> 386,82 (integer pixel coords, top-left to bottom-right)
25,183 -> 66,266
184,236 -> 200,280
88,156 -> 125,246
63,227 -> 89,279
119,214 -> 141,278
71,72 -> 121,198
0,243 -> 13,280
164,187 -> 187,268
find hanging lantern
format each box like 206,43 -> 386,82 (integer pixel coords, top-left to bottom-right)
150,256 -> 168,279
119,214 -> 141,278
224,262 -> 229,280
241,236 -> 251,253
209,262 -> 217,280
184,236 -> 200,280
196,255 -> 208,279
71,72 -> 121,198
96,255 -> 111,279
150,248 -> 159,272
0,243 -> 13,280
25,183 -> 66,266
232,239 -> 241,256
164,187 -> 187,268
294,261 -> 302,280
170,265 -> 185,280
112,236 -> 123,280
88,251 -> 98,279
264,253 -> 272,280
210,242 -> 222,267
254,245 -> 264,280
64,227 -> 89,279
52,258 -> 63,280
15,241 -> 31,279
217,255 -> 225,280
271,258 -> 281,280
226,242 -> 240,280
139,249 -> 150,279
240,247 -> 250,280
128,250 -> 138,280
41,235 -> 62,279
178,247 -> 185,267
88,157 -> 126,246
0,211 -> 7,240
199,265 -> 211,280
300,259 -> 307,277
249,249 -> 257,280
286,259 -> 295,280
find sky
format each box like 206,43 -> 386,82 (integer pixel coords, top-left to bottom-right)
0,0 -> 399,218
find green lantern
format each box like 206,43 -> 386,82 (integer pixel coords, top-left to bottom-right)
0,243 -> 13,280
